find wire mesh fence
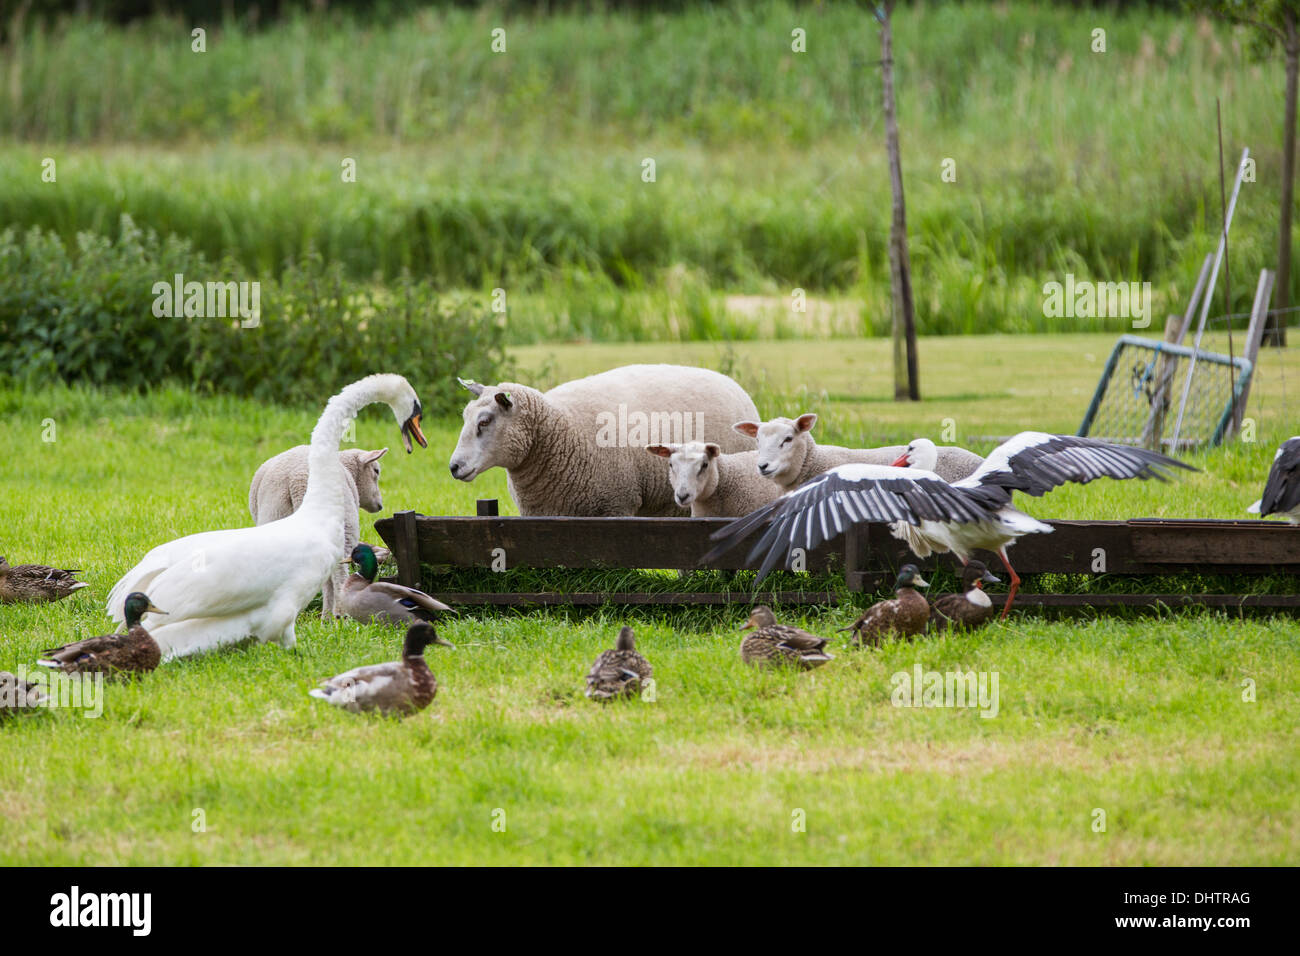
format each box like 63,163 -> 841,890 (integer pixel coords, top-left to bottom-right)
1078,334 -> 1252,452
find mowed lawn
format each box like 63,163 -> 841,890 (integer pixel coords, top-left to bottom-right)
1,333 -> 1298,865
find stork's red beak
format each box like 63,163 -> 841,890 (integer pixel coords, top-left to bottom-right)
890,453 -> 910,468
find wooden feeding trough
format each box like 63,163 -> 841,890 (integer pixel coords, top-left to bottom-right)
374,500 -> 1300,611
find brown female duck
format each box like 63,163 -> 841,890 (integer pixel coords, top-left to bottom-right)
740,606 -> 833,669
0,556 -> 88,604
0,671 -> 45,718
585,625 -> 653,700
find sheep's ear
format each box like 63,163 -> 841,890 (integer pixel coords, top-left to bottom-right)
733,421 -> 760,438
495,390 -> 513,410
704,443 -> 721,459
645,444 -> 675,459
795,413 -> 818,433
457,377 -> 484,397
362,448 -> 388,465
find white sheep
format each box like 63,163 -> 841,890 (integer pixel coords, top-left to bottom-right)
734,413 -> 983,489
449,364 -> 759,516
645,442 -> 781,517
248,445 -> 388,618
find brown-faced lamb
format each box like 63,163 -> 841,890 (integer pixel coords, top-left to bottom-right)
449,365 -> 759,516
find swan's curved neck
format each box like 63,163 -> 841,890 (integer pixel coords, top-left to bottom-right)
300,379 -> 390,518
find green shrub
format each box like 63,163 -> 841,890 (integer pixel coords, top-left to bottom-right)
0,217 -> 509,410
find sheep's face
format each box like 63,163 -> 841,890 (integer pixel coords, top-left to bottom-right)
450,387 -> 526,481
351,448 -> 387,512
648,441 -> 720,508
737,414 -> 816,484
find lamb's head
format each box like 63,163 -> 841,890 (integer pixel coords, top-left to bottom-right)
646,441 -> 722,509
734,414 -> 816,484
449,379 -> 539,481
341,448 -> 388,512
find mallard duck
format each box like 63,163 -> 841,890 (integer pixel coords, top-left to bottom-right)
309,622 -> 453,717
106,374 -> 427,660
585,626 -> 653,700
37,592 -> 166,678
0,670 -> 45,718
739,606 -> 833,669
0,556 -> 88,605
930,560 -> 1001,633
338,543 -> 451,626
838,564 -> 930,647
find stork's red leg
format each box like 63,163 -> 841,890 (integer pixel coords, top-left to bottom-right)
996,548 -> 1021,620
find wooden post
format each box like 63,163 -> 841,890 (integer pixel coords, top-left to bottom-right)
1231,269 -> 1276,432
476,498 -> 499,517
392,509 -> 420,588
879,1 -> 919,402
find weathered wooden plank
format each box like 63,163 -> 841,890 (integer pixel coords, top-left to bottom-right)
1010,593 -> 1300,609
404,515 -> 841,572
1128,518 -> 1300,566
433,591 -> 839,606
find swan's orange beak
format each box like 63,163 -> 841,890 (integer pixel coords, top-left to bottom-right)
890,453 -> 910,467
401,413 -> 427,454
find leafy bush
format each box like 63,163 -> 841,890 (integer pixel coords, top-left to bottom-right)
0,216 -> 509,412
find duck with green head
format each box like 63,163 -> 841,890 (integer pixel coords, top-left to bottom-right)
839,564 -> 930,647
337,543 -> 452,626
740,606 -> 833,669
310,622 -> 453,717
37,592 -> 166,677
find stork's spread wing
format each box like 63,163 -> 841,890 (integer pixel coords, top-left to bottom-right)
960,432 -> 1197,496
1257,437 -> 1300,518
703,464 -> 1000,582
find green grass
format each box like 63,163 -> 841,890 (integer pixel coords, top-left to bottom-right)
0,2 -> 1290,335
1,336 -> 1298,864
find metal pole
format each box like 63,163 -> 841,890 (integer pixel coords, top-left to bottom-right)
1170,148 -> 1250,451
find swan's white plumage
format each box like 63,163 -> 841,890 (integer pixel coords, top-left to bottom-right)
107,374 -> 421,661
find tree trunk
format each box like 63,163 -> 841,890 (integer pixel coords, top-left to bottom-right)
1272,7 -> 1297,347
879,3 -> 920,400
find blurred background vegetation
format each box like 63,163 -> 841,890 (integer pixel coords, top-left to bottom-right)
0,0 -> 1288,397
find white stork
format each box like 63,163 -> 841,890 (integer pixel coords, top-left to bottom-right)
1247,437 -> 1300,523
704,432 -> 1196,619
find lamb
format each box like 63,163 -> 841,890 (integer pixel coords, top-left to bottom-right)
248,445 -> 388,618
734,413 -> 983,490
645,442 -> 781,517
449,364 -> 759,516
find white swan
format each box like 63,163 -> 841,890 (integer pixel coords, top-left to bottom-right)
106,374 -> 427,660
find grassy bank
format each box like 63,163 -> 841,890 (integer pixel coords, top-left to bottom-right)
1,356 -> 1297,864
